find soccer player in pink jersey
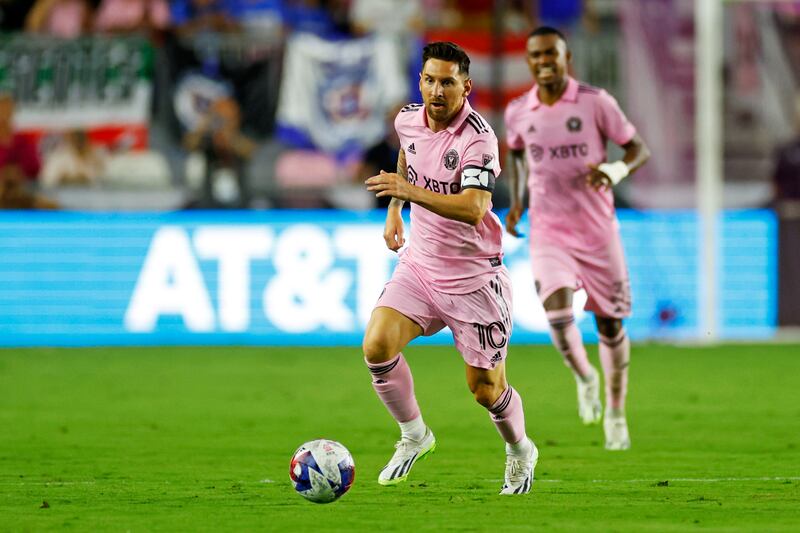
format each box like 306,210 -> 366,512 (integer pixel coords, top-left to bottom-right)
364,42 -> 538,495
504,27 -> 650,450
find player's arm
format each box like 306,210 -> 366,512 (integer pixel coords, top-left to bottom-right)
407,186 -> 491,226
382,149 -> 407,252
505,148 -> 527,237
587,133 -> 651,191
366,161 -> 492,226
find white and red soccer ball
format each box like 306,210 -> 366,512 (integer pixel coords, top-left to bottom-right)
290,439 -> 355,503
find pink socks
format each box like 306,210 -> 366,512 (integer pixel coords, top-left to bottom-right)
546,308 -> 592,379
365,353 -> 421,423
598,329 -> 630,411
488,386 -> 527,445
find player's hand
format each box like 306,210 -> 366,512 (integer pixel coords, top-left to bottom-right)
383,209 -> 405,252
366,170 -> 413,201
505,204 -> 524,237
586,163 -> 612,191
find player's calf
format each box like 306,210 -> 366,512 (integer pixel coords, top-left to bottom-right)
598,329 -> 630,411
546,308 -> 593,380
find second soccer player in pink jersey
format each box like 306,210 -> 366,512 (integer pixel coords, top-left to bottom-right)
364,42 -> 538,495
504,27 -> 650,450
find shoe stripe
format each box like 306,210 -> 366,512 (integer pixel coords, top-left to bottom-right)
400,458 -> 411,477
401,453 -> 418,477
390,464 -> 403,480
399,458 -> 411,477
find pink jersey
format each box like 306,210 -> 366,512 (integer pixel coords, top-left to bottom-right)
394,99 -> 503,294
504,77 -> 636,251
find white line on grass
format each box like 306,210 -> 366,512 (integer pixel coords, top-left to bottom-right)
485,476 -> 800,484
2,476 -> 798,487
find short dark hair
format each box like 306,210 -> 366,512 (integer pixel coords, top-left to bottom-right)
422,41 -> 470,77
528,26 -> 567,44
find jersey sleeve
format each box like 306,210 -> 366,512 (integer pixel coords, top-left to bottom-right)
460,134 -> 501,192
393,111 -> 409,156
394,104 -> 421,152
595,89 -> 637,146
503,102 -> 525,151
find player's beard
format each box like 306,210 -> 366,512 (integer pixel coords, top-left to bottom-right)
426,100 -> 453,123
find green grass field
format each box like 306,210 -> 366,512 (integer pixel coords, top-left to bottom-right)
2,344 -> 799,531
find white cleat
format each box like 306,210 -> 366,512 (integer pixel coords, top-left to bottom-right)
499,439 -> 538,495
604,414 -> 631,451
577,367 -> 602,425
378,428 -> 436,486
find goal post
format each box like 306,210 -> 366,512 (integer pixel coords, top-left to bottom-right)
695,0 -> 724,341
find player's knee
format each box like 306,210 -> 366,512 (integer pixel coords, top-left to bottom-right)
472,382 -> 504,408
546,308 -> 575,331
596,317 -> 622,338
362,331 -> 395,365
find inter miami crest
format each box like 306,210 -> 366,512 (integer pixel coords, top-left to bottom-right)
443,148 -> 459,170
566,116 -> 582,132
529,143 -> 544,163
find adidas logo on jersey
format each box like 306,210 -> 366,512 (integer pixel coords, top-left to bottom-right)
408,143 -> 416,154
401,103 -> 423,113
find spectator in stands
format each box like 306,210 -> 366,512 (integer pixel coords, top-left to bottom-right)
93,0 -> 171,35
233,0 -> 284,35
0,92 -> 56,208
40,129 -> 107,189
534,0 -> 597,34
772,93 -> 800,326
350,0 -> 423,100
183,95 -> 256,207
435,0 -> 492,30
0,93 -> 40,182
170,0 -> 240,37
356,105 -> 403,209
25,0 -> 93,39
283,0 -> 353,39
0,0 -> 33,31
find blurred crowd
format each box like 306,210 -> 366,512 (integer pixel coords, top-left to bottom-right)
0,0 -> 598,210
1,0 -> 799,213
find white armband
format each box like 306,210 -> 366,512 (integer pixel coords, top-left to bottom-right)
597,160 -> 629,186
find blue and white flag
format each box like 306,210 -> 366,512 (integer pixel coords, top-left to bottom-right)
276,32 -> 408,155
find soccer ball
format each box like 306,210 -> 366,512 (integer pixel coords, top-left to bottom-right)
290,439 -> 355,503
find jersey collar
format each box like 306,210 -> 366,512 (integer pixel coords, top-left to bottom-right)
416,98 -> 474,133
528,76 -> 579,109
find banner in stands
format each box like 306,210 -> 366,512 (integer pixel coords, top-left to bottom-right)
0,35 -> 153,150
0,210 -> 775,347
275,32 -> 407,155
